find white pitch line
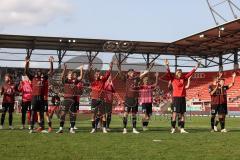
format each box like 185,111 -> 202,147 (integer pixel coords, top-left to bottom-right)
153,139 -> 162,142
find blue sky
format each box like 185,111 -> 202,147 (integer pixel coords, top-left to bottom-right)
0,0 -> 239,71
1,0 -> 215,42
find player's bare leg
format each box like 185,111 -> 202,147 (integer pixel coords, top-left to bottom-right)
48,111 -> 54,122
69,111 -> 76,134
102,114 -> 107,133
35,112 -> 42,132
56,111 -> 66,133
220,114 -> 227,132
142,113 -> 149,131
90,112 -> 97,133
0,109 -> 7,129
45,112 -> 52,132
8,109 -> 14,130
132,112 -> 139,134
179,113 -> 188,133
106,112 -> 112,131
210,114 -> 219,132
214,116 -> 219,131
123,112 -> 128,134
171,112 -> 177,133
35,112 -> 41,131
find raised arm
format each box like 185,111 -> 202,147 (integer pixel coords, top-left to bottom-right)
228,72 -> 236,88
152,72 -> 159,87
140,63 -> 154,79
61,63 -> 67,81
209,85 -> 218,96
115,60 -> 125,80
168,80 -> 172,89
87,63 -> 95,83
24,57 -> 33,80
48,56 -> 54,76
140,70 -> 149,79
217,72 -> 223,80
185,75 -> 192,89
164,59 -> 173,81
18,81 -> 23,92
101,61 -> 113,82
77,65 -> 84,81
184,61 -> 200,79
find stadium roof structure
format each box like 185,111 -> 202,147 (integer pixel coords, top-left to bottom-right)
0,18 -> 240,70
173,18 -> 240,57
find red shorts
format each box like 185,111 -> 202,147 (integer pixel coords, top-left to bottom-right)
48,105 -> 59,113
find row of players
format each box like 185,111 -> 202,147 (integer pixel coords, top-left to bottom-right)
0,57 -> 236,133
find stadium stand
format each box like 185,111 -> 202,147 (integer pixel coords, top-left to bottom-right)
1,68 -> 240,115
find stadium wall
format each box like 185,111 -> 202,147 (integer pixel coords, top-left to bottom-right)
1,68 -> 240,116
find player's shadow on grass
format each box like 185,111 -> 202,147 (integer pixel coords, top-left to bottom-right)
70,127 -> 211,133
2,127 -> 240,134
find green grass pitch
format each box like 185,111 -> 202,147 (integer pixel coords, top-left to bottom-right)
0,114 -> 240,160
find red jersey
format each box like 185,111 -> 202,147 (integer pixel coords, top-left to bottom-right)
166,68 -> 196,97
1,82 -> 17,103
31,76 -> 47,96
209,85 -> 219,105
103,81 -> 115,103
76,81 -> 83,102
26,71 -> 48,96
18,80 -> 32,102
125,76 -> 140,98
219,86 -> 229,104
139,85 -> 155,104
63,78 -> 81,99
209,85 -> 229,105
90,71 -> 110,100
